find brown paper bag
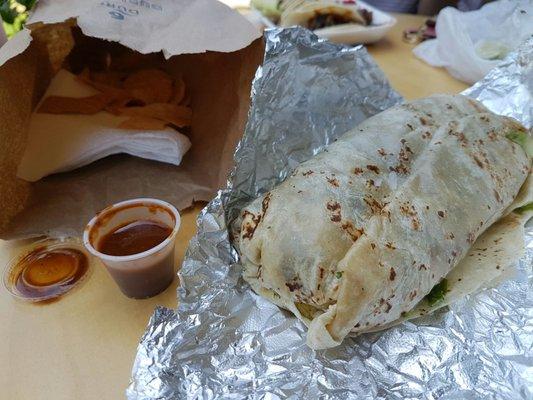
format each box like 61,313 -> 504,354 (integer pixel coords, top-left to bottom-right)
0,1 -> 264,239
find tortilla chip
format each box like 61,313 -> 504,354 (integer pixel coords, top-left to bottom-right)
123,69 -> 174,104
118,116 -> 168,131
117,103 -> 192,127
105,94 -> 146,115
170,76 -> 186,105
77,71 -> 128,98
91,71 -> 127,87
38,93 -> 113,115
77,68 -> 91,82
179,91 -> 191,107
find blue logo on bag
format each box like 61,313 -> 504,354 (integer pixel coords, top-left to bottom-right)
108,8 -> 138,20
100,1 -> 163,21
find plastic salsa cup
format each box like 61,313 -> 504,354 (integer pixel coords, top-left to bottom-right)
83,198 -> 180,299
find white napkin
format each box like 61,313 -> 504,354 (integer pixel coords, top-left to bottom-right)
17,69 -> 191,182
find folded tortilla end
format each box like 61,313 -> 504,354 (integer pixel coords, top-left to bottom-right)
307,305 -> 342,350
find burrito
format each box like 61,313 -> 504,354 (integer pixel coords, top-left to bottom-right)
280,0 -> 373,30
238,94 -> 531,349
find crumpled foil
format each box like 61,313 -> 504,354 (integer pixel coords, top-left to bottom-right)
127,28 -> 532,399
462,36 -> 533,129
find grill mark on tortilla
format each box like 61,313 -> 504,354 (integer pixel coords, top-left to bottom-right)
487,130 -> 498,141
389,140 -> 414,174
326,201 -> 342,222
448,129 -> 469,147
473,155 -> 484,168
399,201 -> 421,230
261,193 -> 271,215
242,211 -> 261,240
326,201 -> 341,211
366,165 -> 380,174
302,170 -> 314,176
330,214 -> 341,223
389,267 -> 396,281
242,194 -> 271,240
341,221 -> 364,242
399,147 -> 413,162
366,179 -> 375,188
364,197 -> 387,214
327,176 -> 339,187
353,167 -> 364,175
286,280 -> 302,292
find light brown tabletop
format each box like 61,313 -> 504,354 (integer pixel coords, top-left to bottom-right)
0,13 -> 468,400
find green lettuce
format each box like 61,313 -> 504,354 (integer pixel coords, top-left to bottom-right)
514,202 -> 533,214
251,0 -> 282,20
425,279 -> 448,306
506,130 -> 533,157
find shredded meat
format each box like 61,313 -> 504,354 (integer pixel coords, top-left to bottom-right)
359,8 -> 373,25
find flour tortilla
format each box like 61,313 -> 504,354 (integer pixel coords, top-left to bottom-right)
238,94 -> 531,349
364,205 -> 532,333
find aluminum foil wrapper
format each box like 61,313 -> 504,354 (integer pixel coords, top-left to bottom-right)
127,29 -> 532,399
462,36 -> 533,129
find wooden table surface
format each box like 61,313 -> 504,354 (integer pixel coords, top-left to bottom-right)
0,13 -> 468,400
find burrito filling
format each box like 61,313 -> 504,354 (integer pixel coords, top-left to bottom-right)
307,8 -> 372,29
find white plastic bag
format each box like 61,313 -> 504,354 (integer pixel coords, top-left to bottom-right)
413,0 -> 533,84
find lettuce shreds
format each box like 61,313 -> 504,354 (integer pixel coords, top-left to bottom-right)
425,279 -> 448,306
251,0 -> 282,20
506,130 -> 533,157
515,202 -> 533,214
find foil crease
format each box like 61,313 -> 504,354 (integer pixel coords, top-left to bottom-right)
128,28 -> 532,399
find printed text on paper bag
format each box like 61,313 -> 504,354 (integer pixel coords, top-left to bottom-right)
100,0 -> 163,20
